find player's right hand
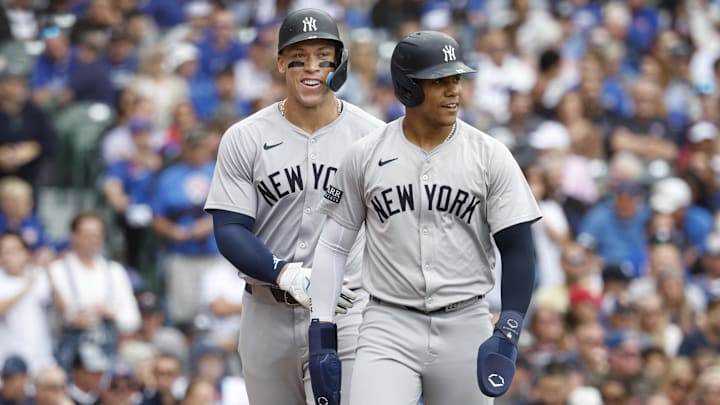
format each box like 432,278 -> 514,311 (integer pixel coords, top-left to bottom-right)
309,319 -> 341,405
277,262 -> 311,308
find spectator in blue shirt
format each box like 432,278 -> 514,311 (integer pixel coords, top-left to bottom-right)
30,26 -> 76,110
579,181 -> 652,278
103,118 -> 162,275
196,9 -> 245,77
63,32 -> 115,107
151,125 -> 219,331
105,27 -> 140,106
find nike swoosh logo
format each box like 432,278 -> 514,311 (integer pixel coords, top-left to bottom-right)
378,158 -> 398,167
263,142 -> 283,150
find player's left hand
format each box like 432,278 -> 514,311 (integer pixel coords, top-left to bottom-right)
476,310 -> 524,397
309,320 -> 341,405
335,286 -> 356,314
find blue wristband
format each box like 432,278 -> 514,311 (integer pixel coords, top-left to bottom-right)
494,310 -> 524,346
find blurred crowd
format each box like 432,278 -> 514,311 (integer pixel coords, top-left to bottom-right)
1,0 -> 720,404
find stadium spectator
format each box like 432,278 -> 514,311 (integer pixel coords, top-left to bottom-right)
139,352 -> 184,405
49,212 -> 141,372
67,343 -> 110,405
0,58 -> 56,186
150,126 -> 219,331
677,298 -> 720,358
0,231 -> 61,375
0,355 -> 32,405
33,365 -> 72,405
29,26 -> 74,110
196,9 -> 245,77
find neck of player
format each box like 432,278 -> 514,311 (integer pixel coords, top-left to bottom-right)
281,95 -> 341,134
402,110 -> 456,152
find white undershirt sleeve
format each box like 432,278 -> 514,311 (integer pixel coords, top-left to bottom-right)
309,217 -> 359,322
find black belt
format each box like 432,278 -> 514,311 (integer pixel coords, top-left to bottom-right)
369,295 -> 483,315
245,284 -> 299,306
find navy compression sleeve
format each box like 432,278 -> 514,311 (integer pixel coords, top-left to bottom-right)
493,221 -> 536,315
211,209 -> 286,284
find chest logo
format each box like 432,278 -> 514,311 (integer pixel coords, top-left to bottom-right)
263,142 -> 283,150
378,157 -> 398,167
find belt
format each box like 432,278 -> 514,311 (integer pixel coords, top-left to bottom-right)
244,284 -> 299,306
369,294 -> 483,315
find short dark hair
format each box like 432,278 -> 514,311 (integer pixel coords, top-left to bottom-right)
70,211 -> 104,233
0,231 -> 31,251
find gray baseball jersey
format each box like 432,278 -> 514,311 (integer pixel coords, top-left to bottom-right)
319,117 -> 542,311
205,101 -> 384,288
204,101 -> 384,405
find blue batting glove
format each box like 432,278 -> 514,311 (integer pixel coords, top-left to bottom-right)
309,319 -> 341,405
476,310 -> 524,397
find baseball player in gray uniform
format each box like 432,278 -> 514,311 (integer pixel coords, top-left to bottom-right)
307,31 -> 541,405
203,9 -> 384,405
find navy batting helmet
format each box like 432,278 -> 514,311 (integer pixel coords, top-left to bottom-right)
391,31 -> 476,107
277,8 -> 348,91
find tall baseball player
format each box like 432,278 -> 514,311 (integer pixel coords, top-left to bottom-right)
203,9 -> 385,405
307,31 -> 541,405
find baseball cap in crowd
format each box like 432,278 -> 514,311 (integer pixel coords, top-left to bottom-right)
689,121 -> 718,144
128,118 -> 153,134
649,177 -> 691,214
528,121 -> 570,151
137,290 -> 160,314
184,1 -> 212,18
167,42 -> 198,72
602,263 -> 632,284
569,286 -> 602,309
2,355 -> 28,377
74,343 -> 110,373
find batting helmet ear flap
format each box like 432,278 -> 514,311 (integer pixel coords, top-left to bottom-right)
326,48 -> 348,92
391,63 -> 424,107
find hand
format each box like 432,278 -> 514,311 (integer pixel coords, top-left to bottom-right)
277,262 -> 312,308
335,286 -> 356,315
476,311 -> 524,397
308,320 -> 341,405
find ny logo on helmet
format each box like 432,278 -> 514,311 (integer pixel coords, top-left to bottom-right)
443,45 -> 456,62
302,16 -> 317,32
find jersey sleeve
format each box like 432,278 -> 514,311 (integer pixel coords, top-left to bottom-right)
317,142 -> 366,231
485,140 -> 541,234
204,125 -> 258,218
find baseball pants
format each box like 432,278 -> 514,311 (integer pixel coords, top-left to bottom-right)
238,286 -> 368,405
350,297 -> 494,405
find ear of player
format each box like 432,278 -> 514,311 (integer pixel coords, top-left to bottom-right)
309,319 -> 342,405
476,310 -> 524,397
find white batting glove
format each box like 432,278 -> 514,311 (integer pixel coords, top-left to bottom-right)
335,287 -> 357,315
277,262 -> 312,308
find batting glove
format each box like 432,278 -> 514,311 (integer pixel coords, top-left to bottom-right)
476,310 -> 524,397
277,262 -> 312,308
335,287 -> 356,315
309,319 -> 341,405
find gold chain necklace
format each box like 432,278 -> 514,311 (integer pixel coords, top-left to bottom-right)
445,122 -> 457,142
278,99 -> 342,118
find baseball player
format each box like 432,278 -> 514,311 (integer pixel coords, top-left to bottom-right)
203,9 -> 385,405
307,31 -> 541,405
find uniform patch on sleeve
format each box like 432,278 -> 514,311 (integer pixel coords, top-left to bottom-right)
324,185 -> 343,204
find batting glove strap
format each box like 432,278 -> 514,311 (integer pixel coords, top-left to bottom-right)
493,310 -> 524,347
309,320 -> 341,405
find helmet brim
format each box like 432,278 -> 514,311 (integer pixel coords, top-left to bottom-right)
278,34 -> 343,53
406,61 -> 476,79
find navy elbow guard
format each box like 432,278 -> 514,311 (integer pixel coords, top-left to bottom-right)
476,310 -> 524,397
309,319 -> 341,405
